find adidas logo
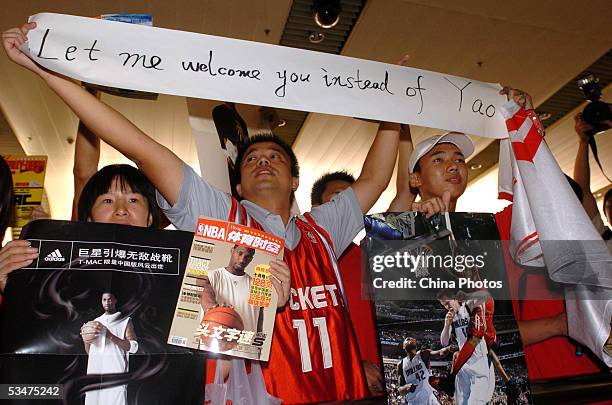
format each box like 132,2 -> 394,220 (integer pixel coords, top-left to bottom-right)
44,249 -> 65,262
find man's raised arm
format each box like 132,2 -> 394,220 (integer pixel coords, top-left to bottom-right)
351,121 -> 401,213
2,23 -> 184,206
388,123 -> 415,212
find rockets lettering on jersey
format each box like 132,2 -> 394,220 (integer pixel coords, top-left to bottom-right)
288,284 -> 340,310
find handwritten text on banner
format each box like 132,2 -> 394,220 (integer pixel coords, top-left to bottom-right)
25,13 -> 509,138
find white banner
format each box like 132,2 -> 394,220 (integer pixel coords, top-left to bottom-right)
25,13 -> 509,138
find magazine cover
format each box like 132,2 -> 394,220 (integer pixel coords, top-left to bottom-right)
364,212 -> 533,405
168,216 -> 282,361
2,155 -> 47,229
0,220 -> 206,405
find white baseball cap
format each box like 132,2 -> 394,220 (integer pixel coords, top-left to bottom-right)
408,132 -> 475,173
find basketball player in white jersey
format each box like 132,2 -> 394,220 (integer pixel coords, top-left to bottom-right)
80,292 -> 138,405
439,298 -> 495,405
199,244 -> 263,333
397,337 -> 452,405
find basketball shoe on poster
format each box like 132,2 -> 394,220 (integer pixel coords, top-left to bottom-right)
168,216 -> 282,361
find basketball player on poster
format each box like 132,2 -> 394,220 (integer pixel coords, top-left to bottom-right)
199,244 -> 263,339
438,295 -> 495,404
397,337 -> 453,405
80,292 -> 138,405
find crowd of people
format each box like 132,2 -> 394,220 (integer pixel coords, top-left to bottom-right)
1,18 -> 611,405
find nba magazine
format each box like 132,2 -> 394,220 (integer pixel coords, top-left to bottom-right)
168,216 -> 282,361
0,220 -> 206,405
364,212 -> 533,405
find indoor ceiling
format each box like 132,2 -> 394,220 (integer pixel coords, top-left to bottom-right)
1,0 -> 611,221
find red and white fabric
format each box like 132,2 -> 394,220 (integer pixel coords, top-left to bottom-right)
497,100 -> 612,368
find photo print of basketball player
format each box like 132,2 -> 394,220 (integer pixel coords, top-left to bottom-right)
376,299 -> 531,405
198,244 -> 263,351
438,294 -> 498,405
80,291 -> 138,405
397,337 -> 453,405
437,290 -> 524,404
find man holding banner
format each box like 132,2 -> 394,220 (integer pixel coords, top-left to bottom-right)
2,21 -> 401,403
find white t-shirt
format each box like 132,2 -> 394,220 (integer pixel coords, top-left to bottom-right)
207,267 -> 260,333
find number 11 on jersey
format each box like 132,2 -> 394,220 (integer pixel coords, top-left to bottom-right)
293,317 -> 333,372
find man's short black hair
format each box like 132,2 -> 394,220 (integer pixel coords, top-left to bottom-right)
101,290 -> 117,300
0,156 -> 14,238
77,164 -> 161,228
234,132 -> 299,183
310,171 -> 356,206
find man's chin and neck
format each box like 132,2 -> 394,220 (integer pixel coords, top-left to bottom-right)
420,192 -> 461,212
242,186 -> 293,220
226,266 -> 246,276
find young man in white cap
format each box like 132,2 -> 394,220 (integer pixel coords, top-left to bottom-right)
391,88 -> 606,385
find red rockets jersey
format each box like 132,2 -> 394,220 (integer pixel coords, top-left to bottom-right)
230,203 -> 369,403
479,297 -> 496,348
495,205 -> 603,380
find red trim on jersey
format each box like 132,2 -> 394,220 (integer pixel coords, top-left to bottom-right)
498,191 -> 513,202
509,109 -> 544,163
302,212 -> 336,252
511,141 -> 533,162
229,198 -> 238,223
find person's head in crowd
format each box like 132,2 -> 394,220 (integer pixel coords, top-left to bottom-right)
604,188 -> 612,225
408,132 -> 474,211
77,164 -> 161,228
234,132 -> 299,204
310,171 -> 356,207
0,156 -> 14,238
402,337 -> 417,355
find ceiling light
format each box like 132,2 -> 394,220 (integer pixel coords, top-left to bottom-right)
313,0 -> 341,29
308,32 -> 325,44
470,163 -> 483,170
537,112 -> 552,121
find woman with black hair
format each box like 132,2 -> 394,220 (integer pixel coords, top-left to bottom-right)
77,164 -> 162,228
0,162 -> 162,294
